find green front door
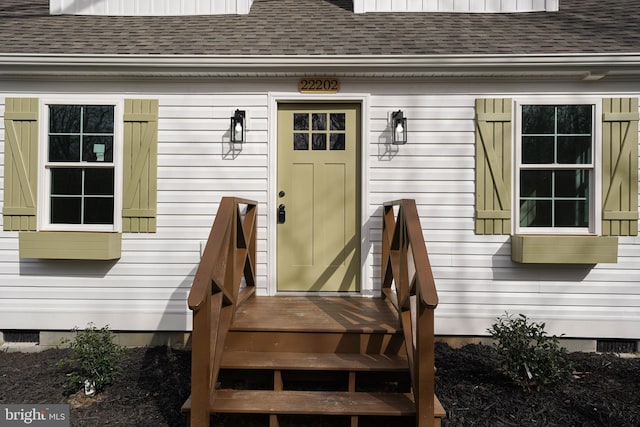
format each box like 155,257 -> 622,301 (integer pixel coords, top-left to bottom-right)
277,104 -> 360,292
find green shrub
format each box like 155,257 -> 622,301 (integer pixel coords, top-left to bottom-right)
58,324 -> 126,394
487,313 -> 572,391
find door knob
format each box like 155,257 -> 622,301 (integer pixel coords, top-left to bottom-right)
278,204 -> 286,224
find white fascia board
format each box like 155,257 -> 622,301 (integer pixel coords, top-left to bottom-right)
0,53 -> 639,78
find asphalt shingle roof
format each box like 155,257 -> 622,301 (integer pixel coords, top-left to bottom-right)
0,0 -> 638,56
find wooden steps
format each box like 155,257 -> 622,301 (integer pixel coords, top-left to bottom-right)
183,296 -> 445,426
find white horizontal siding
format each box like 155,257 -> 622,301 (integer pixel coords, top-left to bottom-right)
1,80 -> 638,341
50,0 -> 254,15
0,91 -> 268,331
366,89 -> 640,339
354,0 -> 559,12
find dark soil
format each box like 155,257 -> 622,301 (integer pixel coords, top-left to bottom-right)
1,343 -> 639,426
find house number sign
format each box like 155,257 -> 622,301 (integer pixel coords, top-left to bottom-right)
298,78 -> 340,93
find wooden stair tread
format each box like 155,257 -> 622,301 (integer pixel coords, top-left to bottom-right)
231,296 -> 402,333
182,392 -> 445,418
212,390 -> 417,416
221,351 -> 408,371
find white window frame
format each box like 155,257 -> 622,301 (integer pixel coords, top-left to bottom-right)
514,97 -> 602,236
38,98 -> 124,232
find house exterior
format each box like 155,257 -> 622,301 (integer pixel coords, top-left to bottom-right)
1,0 -> 639,343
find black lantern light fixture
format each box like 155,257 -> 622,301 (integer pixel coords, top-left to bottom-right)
391,110 -> 407,145
231,109 -> 246,144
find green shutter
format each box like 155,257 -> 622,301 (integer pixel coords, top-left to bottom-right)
3,98 -> 38,231
123,99 -> 158,233
602,98 -> 639,236
475,98 -> 512,235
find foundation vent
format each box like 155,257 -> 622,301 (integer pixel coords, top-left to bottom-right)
597,339 -> 637,354
2,330 -> 40,344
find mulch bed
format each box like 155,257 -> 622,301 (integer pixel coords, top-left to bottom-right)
1,343 -> 639,426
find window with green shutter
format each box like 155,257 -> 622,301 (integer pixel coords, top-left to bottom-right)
2,97 -> 159,259
475,97 -> 638,263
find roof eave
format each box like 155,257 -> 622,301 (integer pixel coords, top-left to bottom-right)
1,53 -> 640,79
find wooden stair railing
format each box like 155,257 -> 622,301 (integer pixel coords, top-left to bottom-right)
382,199 -> 440,427
187,197 -> 257,427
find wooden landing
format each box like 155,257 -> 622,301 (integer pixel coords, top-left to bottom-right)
232,296 -> 403,333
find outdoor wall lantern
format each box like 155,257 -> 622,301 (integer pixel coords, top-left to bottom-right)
231,109 -> 246,144
391,110 -> 407,145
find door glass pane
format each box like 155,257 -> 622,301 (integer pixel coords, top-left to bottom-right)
294,133 -> 309,150
312,134 -> 326,150
312,113 -> 326,131
330,113 -> 345,131
294,114 -> 308,131
330,134 -> 345,150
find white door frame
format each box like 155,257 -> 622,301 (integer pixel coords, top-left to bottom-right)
267,92 -> 372,296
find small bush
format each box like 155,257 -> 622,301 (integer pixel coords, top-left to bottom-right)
487,313 -> 572,391
58,323 -> 126,394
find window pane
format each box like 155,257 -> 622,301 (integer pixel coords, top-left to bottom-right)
51,197 -> 81,224
522,136 -> 554,164
84,198 -> 114,224
557,105 -> 592,134
49,105 -> 81,133
557,136 -> 591,164
312,113 -> 326,131
312,134 -> 326,150
330,113 -> 345,131
294,114 -> 308,131
49,135 -> 80,162
520,199 -> 551,227
520,170 -> 552,198
85,169 -> 114,195
555,200 -> 588,227
330,134 -> 345,150
83,136 -> 113,162
555,170 -> 589,198
83,106 -> 114,133
294,133 -> 308,150
51,169 -> 82,195
522,105 -> 555,134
